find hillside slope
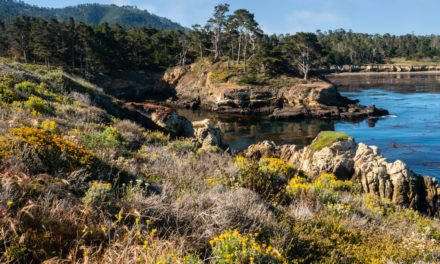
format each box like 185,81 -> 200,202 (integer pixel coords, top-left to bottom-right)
0,60 -> 439,263
0,0 -> 185,29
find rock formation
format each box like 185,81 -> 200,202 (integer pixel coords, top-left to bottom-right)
244,132 -> 440,217
124,102 -> 194,137
193,119 -> 227,150
162,62 -> 388,121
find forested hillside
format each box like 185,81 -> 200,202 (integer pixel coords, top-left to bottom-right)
0,0 -> 184,30
1,3 -> 440,81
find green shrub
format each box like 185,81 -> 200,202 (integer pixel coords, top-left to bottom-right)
0,85 -> 20,103
40,120 -> 60,134
0,127 -> 97,173
287,174 -> 358,204
210,229 -> 285,263
20,96 -> 55,116
14,81 -> 37,94
211,69 -> 230,83
234,157 -> 299,202
101,126 -> 126,147
79,126 -> 127,150
144,130 -> 170,145
82,181 -> 114,206
168,138 -> 196,153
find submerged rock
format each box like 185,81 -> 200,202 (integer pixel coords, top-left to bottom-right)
245,131 -> 440,217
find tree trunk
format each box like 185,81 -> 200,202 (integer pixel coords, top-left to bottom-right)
303,70 -> 309,81
214,26 -> 221,61
243,35 -> 248,73
21,33 -> 27,63
237,32 -> 242,64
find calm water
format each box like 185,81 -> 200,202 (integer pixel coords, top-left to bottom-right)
178,73 -> 440,178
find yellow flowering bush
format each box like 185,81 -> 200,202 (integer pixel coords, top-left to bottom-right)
258,158 -> 298,179
101,126 -> 126,147
0,73 -> 14,88
40,120 -> 60,133
235,157 -> 300,202
0,127 -> 97,172
18,96 -> 55,116
210,229 -> 286,264
82,181 -> 114,206
0,85 -> 20,104
210,69 -> 230,83
316,174 -> 360,193
287,174 -> 359,204
286,176 -> 310,195
14,81 -> 38,94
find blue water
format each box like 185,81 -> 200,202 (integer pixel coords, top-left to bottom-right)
178,74 -> 440,178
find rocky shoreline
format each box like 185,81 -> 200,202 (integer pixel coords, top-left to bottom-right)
318,64 -> 440,74
160,65 -> 389,121
244,133 -> 440,217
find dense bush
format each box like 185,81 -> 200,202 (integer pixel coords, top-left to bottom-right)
83,181 -> 114,206
210,229 -> 285,263
0,127 -> 97,173
234,156 -> 301,202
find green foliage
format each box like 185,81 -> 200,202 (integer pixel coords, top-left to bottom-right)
234,156 -> 300,202
78,126 -> 127,149
210,229 -> 285,263
14,81 -> 37,94
0,86 -> 20,103
143,130 -> 170,145
21,96 -> 55,116
101,126 -> 126,147
311,131 -> 351,152
210,69 -> 230,83
82,181 -> 114,206
168,138 -> 196,153
0,127 -> 97,173
40,119 -> 60,134
287,173 -> 359,204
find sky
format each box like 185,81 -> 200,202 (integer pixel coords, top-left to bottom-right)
21,0 -> 440,35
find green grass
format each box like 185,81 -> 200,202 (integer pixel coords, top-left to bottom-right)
311,131 -> 351,152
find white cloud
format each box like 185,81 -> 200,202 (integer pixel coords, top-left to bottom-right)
285,10 -> 347,33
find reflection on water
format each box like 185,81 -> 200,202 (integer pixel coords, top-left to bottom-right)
178,73 -> 440,178
178,109 -> 339,149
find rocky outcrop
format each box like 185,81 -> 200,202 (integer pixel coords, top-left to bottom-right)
163,62 -> 388,121
124,103 -> 194,137
193,119 -> 227,150
244,132 -> 440,217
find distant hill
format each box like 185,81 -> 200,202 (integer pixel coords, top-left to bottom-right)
0,0 -> 185,30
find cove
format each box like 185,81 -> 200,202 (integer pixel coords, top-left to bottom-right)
178,73 -> 440,178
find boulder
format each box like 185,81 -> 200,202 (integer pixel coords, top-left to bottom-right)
193,119 -> 226,149
125,103 -> 194,137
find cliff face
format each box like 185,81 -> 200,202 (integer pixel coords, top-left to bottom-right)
162,63 -> 389,120
244,133 -> 440,217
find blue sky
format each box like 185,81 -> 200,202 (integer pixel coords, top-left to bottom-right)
22,0 -> 440,35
